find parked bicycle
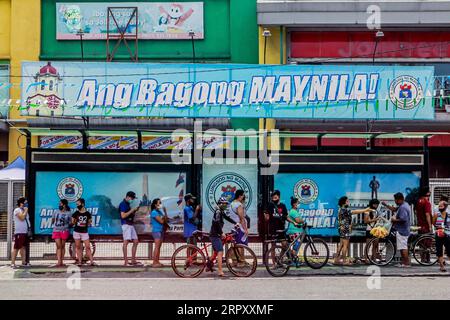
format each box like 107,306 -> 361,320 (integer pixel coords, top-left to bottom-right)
68,240 -> 96,263
171,229 -> 258,278
365,226 -> 437,266
264,223 -> 330,277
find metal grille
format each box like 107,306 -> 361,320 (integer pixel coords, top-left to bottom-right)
0,182 -> 8,241
430,179 -> 450,205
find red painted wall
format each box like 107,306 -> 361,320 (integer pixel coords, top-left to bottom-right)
290,31 -> 450,59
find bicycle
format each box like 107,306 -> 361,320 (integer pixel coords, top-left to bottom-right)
171,229 -> 258,278
264,223 -> 330,277
68,240 -> 96,263
365,227 -> 437,266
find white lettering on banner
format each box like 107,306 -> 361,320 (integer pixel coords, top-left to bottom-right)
136,79 -> 157,105
74,74 -> 381,108
249,76 -> 276,104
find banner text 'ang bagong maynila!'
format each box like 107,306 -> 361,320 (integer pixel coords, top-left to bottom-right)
21,62 -> 435,119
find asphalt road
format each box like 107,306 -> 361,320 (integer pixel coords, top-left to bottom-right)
1,273 -> 449,300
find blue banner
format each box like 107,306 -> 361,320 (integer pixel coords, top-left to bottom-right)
274,172 -> 420,236
21,62 -> 434,119
34,171 -> 186,235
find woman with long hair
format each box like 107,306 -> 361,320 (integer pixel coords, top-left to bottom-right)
150,198 -> 166,267
51,199 -> 72,267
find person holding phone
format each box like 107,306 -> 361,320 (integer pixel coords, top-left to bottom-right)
119,191 -> 141,266
11,197 -> 30,268
51,199 -> 72,267
72,198 -> 95,266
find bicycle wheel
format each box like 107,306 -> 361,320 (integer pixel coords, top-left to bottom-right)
69,242 -> 96,260
365,237 -> 395,266
303,238 -> 329,269
264,245 -> 290,277
171,244 -> 206,278
225,244 -> 258,277
413,235 -> 438,266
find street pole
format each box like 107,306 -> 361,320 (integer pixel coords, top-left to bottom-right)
189,30 -> 196,64
77,29 -> 85,62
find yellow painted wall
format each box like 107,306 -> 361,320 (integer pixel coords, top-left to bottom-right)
258,26 -> 289,150
8,0 -> 41,163
0,0 -> 11,60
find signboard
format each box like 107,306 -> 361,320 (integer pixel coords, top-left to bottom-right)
0,65 -> 9,119
202,164 -> 258,234
34,171 -> 187,235
21,62 -> 435,119
56,2 -> 204,40
274,172 -> 420,237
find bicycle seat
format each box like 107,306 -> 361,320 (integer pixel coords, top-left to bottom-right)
192,230 -> 210,237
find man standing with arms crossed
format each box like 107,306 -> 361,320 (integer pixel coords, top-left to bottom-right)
119,191 -> 141,266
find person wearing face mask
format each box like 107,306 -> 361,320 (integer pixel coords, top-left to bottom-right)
264,190 -> 288,241
11,197 -> 31,268
334,196 -> 374,266
150,198 -> 166,267
119,191 -> 141,266
51,199 -> 72,267
71,198 -> 95,266
432,200 -> 450,272
364,199 -> 381,264
208,197 -> 237,277
230,190 -> 249,245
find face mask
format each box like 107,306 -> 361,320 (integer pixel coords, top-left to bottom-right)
273,199 -> 279,204
344,204 -> 349,208
77,205 -> 83,210
439,208 -> 446,212
157,204 -> 162,210
59,205 -> 64,211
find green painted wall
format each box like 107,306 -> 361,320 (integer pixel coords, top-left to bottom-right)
40,0 -> 258,63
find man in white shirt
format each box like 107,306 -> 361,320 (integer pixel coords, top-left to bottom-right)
11,197 -> 30,268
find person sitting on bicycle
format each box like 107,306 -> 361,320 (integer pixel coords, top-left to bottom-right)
432,200 -> 450,272
209,197 -> 238,277
286,197 -> 304,257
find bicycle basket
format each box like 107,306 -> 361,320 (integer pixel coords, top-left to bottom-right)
370,217 -> 392,239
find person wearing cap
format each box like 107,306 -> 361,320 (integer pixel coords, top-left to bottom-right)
184,193 -> 200,246
209,197 -> 238,277
119,191 -> 141,266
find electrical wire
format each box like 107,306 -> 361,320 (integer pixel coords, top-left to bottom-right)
1,40 -> 449,79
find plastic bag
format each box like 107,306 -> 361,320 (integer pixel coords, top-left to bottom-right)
370,217 -> 392,238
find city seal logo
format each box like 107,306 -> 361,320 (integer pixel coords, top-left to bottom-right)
294,179 -> 319,204
389,75 -> 423,110
205,172 -> 252,212
57,177 -> 83,202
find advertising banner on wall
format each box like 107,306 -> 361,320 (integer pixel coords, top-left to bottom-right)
34,171 -> 187,235
21,62 -> 435,120
274,172 -> 420,236
0,65 -> 9,119
202,164 -> 258,234
56,2 -> 204,40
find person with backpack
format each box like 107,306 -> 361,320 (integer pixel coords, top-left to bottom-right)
209,197 -> 238,277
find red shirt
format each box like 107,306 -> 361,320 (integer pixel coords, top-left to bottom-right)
415,197 -> 432,231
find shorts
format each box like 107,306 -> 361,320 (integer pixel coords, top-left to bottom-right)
210,236 -> 224,252
339,228 -> 351,240
52,230 -> 70,241
288,233 -> 300,242
152,232 -> 164,240
121,224 -> 138,241
186,236 -> 197,245
269,230 -> 287,241
73,231 -> 89,241
13,234 -> 28,250
235,228 -> 248,245
435,235 -> 450,258
396,233 -> 409,250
